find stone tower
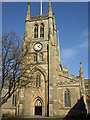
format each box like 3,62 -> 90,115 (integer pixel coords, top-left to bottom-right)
20,0 -> 62,116
19,1 -> 87,117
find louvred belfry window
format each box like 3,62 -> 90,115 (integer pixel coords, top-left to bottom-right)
34,24 -> 38,38
40,23 -> 44,38
12,94 -> 17,107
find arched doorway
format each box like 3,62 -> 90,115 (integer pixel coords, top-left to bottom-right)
35,99 -> 42,116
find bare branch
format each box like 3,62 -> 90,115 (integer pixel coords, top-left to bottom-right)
1,31 -> 33,105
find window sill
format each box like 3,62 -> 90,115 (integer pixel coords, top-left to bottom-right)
40,37 -> 44,38
33,61 -> 37,63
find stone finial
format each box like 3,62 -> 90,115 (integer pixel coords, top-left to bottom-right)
28,2 -> 30,5
48,0 -> 52,10
48,0 -> 52,15
26,2 -> 30,22
79,61 -> 84,78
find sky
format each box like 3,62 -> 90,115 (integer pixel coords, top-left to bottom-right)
2,2 -> 88,78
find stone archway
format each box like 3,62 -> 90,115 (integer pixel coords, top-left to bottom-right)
31,66 -> 47,116
35,99 -> 42,116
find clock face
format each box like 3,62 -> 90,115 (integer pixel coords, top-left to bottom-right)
34,43 -> 43,51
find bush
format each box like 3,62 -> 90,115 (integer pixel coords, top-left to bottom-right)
2,113 -> 15,118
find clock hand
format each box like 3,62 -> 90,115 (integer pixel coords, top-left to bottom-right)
38,45 -> 41,48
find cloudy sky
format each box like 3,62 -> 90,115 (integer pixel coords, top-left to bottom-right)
2,2 -> 88,78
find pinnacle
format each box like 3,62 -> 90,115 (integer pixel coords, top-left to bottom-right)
80,61 -> 82,64
28,2 -> 30,5
48,0 -> 52,13
26,2 -> 30,21
79,61 -> 84,78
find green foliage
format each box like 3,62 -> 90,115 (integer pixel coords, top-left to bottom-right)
2,113 -> 15,118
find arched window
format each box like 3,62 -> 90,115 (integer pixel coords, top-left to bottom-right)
12,94 -> 14,106
40,23 -> 44,38
12,94 -> 17,107
33,53 -> 37,62
36,75 -> 41,87
39,53 -> 43,62
35,99 -> 42,106
34,24 -> 38,38
64,89 -> 71,107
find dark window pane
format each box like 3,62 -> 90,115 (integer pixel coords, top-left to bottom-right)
65,92 -> 67,107
68,92 -> 71,107
64,90 -> 71,107
39,76 -> 41,87
12,94 -> 14,106
40,53 -> 43,62
40,24 -> 44,38
34,24 -> 38,38
34,53 -> 37,62
15,95 -> 17,107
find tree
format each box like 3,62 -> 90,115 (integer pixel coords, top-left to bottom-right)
1,31 -> 33,105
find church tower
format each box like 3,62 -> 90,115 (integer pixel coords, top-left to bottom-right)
20,1 -> 87,117
21,1 -> 61,116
